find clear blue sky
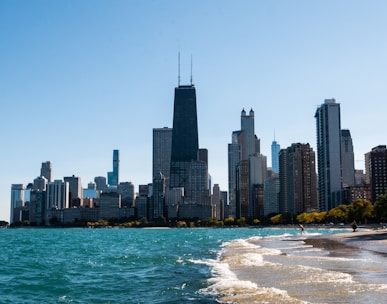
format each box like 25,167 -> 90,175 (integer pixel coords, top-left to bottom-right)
1,0 -> 387,221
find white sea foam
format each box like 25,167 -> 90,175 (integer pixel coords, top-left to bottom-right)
268,241 -> 310,251
226,238 -> 261,250
195,256 -> 295,303
239,253 -> 264,266
224,238 -> 283,257
246,236 -> 263,242
176,257 -> 184,263
199,261 -> 304,304
192,257 -> 258,295
291,247 -> 323,253
368,283 -> 387,292
262,233 -> 294,240
222,251 -> 266,268
300,254 -> 374,263
279,263 -> 354,284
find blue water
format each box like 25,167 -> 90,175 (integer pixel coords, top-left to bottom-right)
0,227 -> 384,303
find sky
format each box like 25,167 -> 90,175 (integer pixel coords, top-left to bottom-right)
1,0 -> 387,222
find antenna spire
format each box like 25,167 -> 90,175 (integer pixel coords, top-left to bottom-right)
178,52 -> 181,86
190,54 -> 193,85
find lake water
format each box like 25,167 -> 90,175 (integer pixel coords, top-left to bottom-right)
1,227 -> 386,303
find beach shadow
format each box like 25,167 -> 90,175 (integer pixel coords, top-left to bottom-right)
304,238 -> 361,258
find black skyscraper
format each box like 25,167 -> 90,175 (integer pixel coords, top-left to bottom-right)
170,85 -> 199,191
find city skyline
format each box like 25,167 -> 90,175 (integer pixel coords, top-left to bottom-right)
2,1 -> 387,221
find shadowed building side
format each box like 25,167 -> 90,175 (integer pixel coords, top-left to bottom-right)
170,85 -> 199,192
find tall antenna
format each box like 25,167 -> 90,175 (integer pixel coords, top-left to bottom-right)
190,54 -> 193,85
178,52 -> 181,86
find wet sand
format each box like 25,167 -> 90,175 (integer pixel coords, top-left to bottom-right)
305,228 -> 387,255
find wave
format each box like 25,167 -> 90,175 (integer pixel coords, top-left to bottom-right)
192,257 -> 300,304
194,231 -> 387,303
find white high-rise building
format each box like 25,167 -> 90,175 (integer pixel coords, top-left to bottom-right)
46,180 -> 69,210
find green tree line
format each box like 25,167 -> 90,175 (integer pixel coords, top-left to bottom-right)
270,195 -> 387,225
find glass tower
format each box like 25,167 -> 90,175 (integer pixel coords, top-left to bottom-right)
315,99 -> 342,211
108,149 -> 119,187
271,140 -> 280,173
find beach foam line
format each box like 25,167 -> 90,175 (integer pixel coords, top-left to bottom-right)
193,256 -> 299,304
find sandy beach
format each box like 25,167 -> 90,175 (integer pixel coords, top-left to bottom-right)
215,228 -> 387,303
305,228 -> 387,255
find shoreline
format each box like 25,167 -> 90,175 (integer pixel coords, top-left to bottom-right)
305,228 -> 387,255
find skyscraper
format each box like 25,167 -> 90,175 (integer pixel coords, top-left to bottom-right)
212,184 -> 222,220
279,143 -> 318,214
341,129 -> 355,187
264,173 -> 280,215
168,83 -> 211,218
241,109 -> 258,156
41,161 -> 52,182
368,145 -> 387,202
64,175 -> 83,207
170,85 -> 199,191
10,184 -> 25,224
33,176 -> 47,192
315,99 -> 342,211
117,182 -> 135,208
227,131 -> 243,218
46,180 -> 69,210
152,172 -> 166,220
228,109 -> 265,219
152,127 -> 172,189
249,153 -> 267,217
271,139 -> 280,173
108,149 -> 119,187
94,176 -> 107,192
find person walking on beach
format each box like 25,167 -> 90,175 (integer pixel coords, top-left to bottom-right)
352,220 -> 358,232
298,223 -> 305,234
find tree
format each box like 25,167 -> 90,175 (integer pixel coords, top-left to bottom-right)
224,217 -> 235,226
270,214 -> 282,224
314,211 -> 327,223
328,205 -> 349,223
374,194 -> 387,222
176,220 -> 187,228
348,199 -> 374,224
253,219 -> 260,225
296,213 -> 309,223
236,217 -> 246,227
